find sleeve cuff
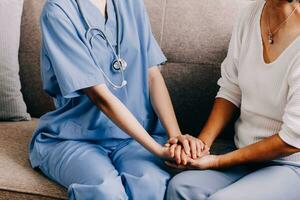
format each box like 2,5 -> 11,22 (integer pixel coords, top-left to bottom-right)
279,125 -> 300,149
147,35 -> 167,68
147,51 -> 167,68
216,87 -> 241,108
61,75 -> 106,99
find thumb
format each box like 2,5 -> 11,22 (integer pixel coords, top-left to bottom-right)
168,137 -> 178,145
187,157 -> 198,167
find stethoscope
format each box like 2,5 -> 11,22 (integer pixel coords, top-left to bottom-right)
76,0 -> 127,89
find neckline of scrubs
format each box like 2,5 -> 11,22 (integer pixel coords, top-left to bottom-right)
85,0 -> 114,29
82,0 -> 117,46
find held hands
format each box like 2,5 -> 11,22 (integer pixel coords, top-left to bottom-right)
156,134 -> 207,161
163,134 -> 219,170
167,134 -> 206,159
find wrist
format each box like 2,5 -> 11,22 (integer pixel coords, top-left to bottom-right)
153,144 -> 167,158
146,139 -> 164,157
198,133 -> 215,147
214,154 -> 234,169
213,155 -> 222,169
167,129 -> 182,138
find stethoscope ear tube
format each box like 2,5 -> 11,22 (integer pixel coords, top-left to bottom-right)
86,27 -> 106,48
76,0 -> 127,89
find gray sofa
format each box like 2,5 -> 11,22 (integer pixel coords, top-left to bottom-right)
0,0 -> 252,199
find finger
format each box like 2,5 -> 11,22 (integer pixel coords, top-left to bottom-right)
165,161 -> 178,168
181,149 -> 188,165
200,141 -> 206,151
189,138 -> 197,159
199,146 -> 210,158
168,137 -> 178,145
187,157 -> 199,168
165,143 -> 170,147
195,140 -> 202,157
170,144 -> 177,157
165,161 -> 187,169
179,137 -> 191,156
175,145 -> 182,164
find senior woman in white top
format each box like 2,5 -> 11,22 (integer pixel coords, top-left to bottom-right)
166,0 -> 300,199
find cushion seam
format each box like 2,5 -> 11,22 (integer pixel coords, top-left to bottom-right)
0,186 -> 66,200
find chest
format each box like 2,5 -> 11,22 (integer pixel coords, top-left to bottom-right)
236,5 -> 300,113
260,5 -> 300,64
72,0 -> 147,89
73,0 -> 144,68
238,59 -> 290,120
239,56 -> 289,101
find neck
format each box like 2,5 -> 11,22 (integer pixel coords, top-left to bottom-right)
90,0 -> 107,18
268,0 -> 299,19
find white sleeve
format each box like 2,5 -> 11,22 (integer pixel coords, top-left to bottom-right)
279,61 -> 300,149
215,16 -> 243,108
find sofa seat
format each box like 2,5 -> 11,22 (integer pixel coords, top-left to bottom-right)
0,119 -> 235,200
0,119 -> 67,200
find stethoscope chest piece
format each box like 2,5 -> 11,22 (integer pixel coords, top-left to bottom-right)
112,58 -> 127,72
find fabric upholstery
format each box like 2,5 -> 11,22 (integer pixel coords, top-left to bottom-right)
162,62 -> 220,133
0,191 -> 63,200
161,63 -> 236,139
162,0 -> 253,64
0,119 -> 66,200
0,0 -> 30,121
144,0 -> 165,44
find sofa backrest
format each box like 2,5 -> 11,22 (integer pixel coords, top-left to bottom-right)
19,0 -> 253,137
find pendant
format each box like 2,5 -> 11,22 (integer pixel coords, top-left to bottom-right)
268,33 -> 273,44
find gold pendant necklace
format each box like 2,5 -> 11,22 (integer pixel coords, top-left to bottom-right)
267,2 -> 299,44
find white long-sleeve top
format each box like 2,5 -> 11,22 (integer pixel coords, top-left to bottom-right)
216,0 -> 300,165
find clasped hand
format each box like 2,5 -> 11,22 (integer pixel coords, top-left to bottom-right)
163,135 -> 219,170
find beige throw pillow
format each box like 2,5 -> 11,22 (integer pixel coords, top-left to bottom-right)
0,0 -> 31,121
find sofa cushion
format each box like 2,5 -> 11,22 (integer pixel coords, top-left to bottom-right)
161,62 -> 237,139
0,191 -> 63,200
0,0 -> 31,121
0,119 -> 66,200
144,0 -> 165,45
161,0 -> 254,64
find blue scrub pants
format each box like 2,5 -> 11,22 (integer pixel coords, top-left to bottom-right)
166,163 -> 300,200
38,135 -> 170,200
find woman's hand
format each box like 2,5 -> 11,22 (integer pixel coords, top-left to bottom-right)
165,142 -> 210,165
168,144 -> 190,165
165,154 -> 220,170
155,145 -> 176,160
167,135 -> 207,159
187,155 -> 220,169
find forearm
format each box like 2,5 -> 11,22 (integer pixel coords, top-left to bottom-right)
198,98 -> 239,146
217,134 -> 300,168
84,85 -> 163,156
149,67 -> 181,138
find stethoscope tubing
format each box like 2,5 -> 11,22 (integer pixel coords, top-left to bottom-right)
75,0 -> 127,89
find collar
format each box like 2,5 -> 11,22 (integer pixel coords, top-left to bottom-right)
76,0 -> 117,46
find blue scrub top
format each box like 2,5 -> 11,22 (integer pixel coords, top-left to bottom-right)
29,0 -> 167,168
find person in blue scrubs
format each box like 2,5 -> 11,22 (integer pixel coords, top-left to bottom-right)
29,0 -> 204,199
